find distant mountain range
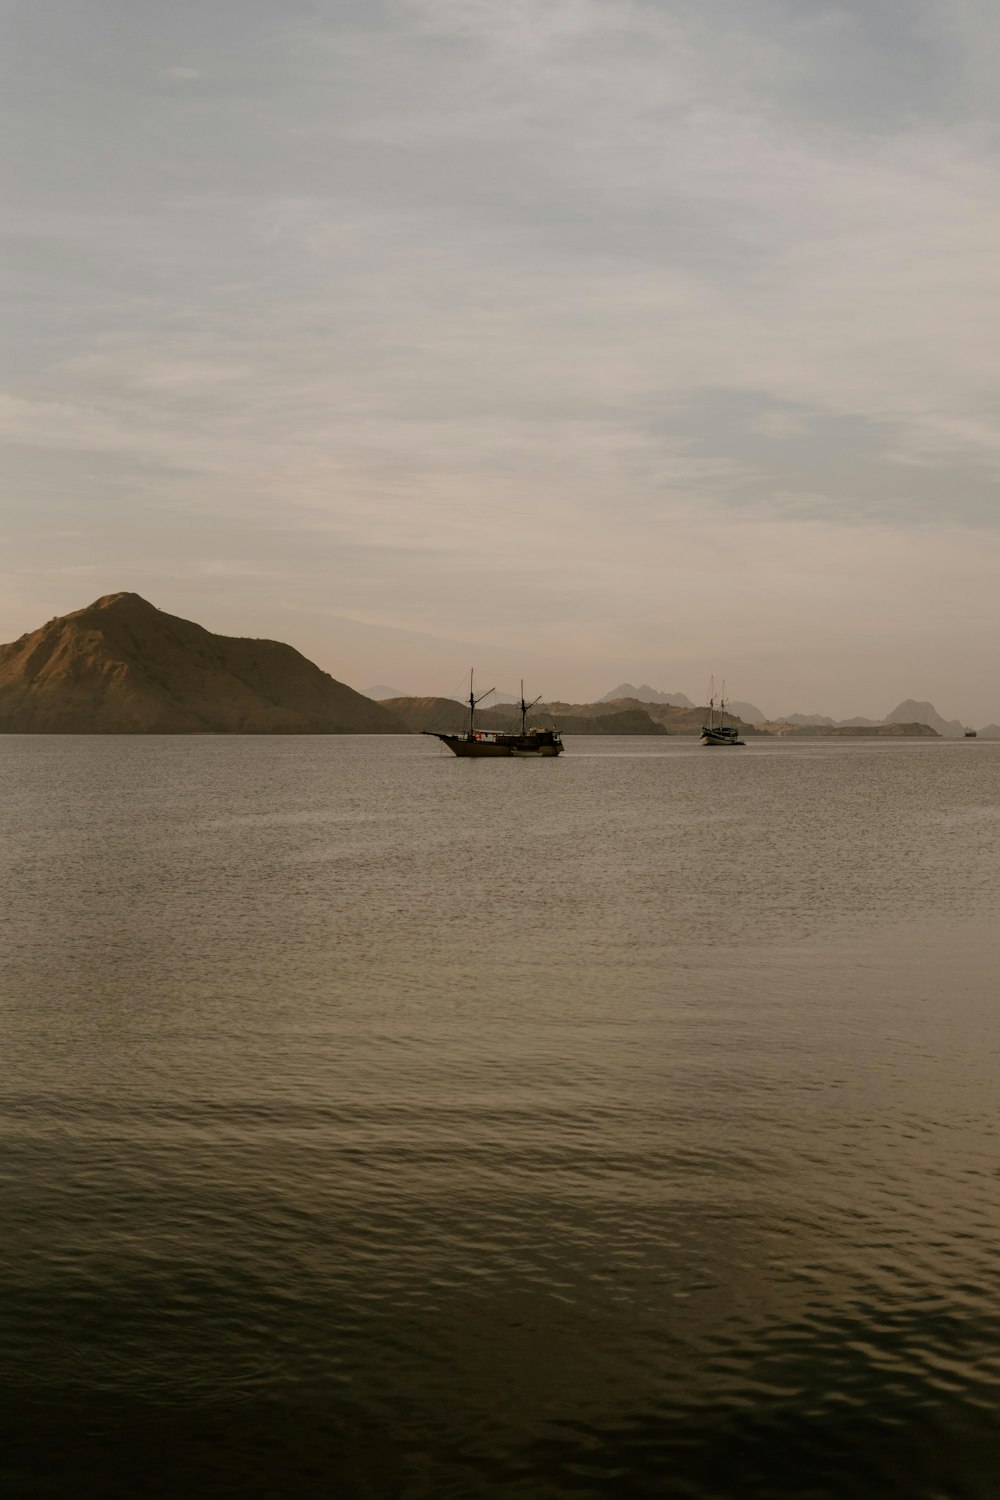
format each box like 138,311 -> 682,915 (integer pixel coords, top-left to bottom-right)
600,683 -> 977,736
0,594 -> 404,734
544,697 -> 935,737
770,700 -> 968,737
379,691 -> 942,738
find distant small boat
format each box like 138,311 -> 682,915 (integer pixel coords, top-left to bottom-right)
426,674 -> 564,757
965,727 -> 978,738
701,679 -> 745,746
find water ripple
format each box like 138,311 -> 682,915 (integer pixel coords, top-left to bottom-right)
3,737 -> 1000,1496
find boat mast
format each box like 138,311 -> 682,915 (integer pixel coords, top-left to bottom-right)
466,668 -> 495,739
518,679 -> 541,736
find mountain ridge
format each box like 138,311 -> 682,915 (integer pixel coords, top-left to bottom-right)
0,593 -> 404,734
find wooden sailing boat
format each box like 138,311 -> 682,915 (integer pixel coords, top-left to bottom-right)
426,673 -> 564,757
700,679 -> 745,746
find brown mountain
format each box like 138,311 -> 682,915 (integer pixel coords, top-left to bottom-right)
0,592 -> 404,734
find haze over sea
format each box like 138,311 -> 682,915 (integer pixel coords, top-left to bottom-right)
4,734 -> 1000,1499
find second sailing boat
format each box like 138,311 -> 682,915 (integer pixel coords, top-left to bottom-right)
700,679 -> 745,746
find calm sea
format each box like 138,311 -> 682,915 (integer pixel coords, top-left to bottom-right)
3,734 -> 1000,1499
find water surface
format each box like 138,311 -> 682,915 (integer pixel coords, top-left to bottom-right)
3,735 -> 999,1498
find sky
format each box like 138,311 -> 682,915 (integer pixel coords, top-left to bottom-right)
4,0 -> 1000,720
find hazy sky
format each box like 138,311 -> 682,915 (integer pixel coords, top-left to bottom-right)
4,0 -> 1000,718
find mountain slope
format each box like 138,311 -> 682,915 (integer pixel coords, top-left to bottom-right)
725,700 -> 766,724
0,593 -> 404,734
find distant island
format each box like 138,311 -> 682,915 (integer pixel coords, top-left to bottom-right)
0,593 -> 404,734
761,699 -> 968,738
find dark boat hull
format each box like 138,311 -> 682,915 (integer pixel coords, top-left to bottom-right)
432,732 -> 563,758
437,736 -> 515,757
700,728 -> 745,746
